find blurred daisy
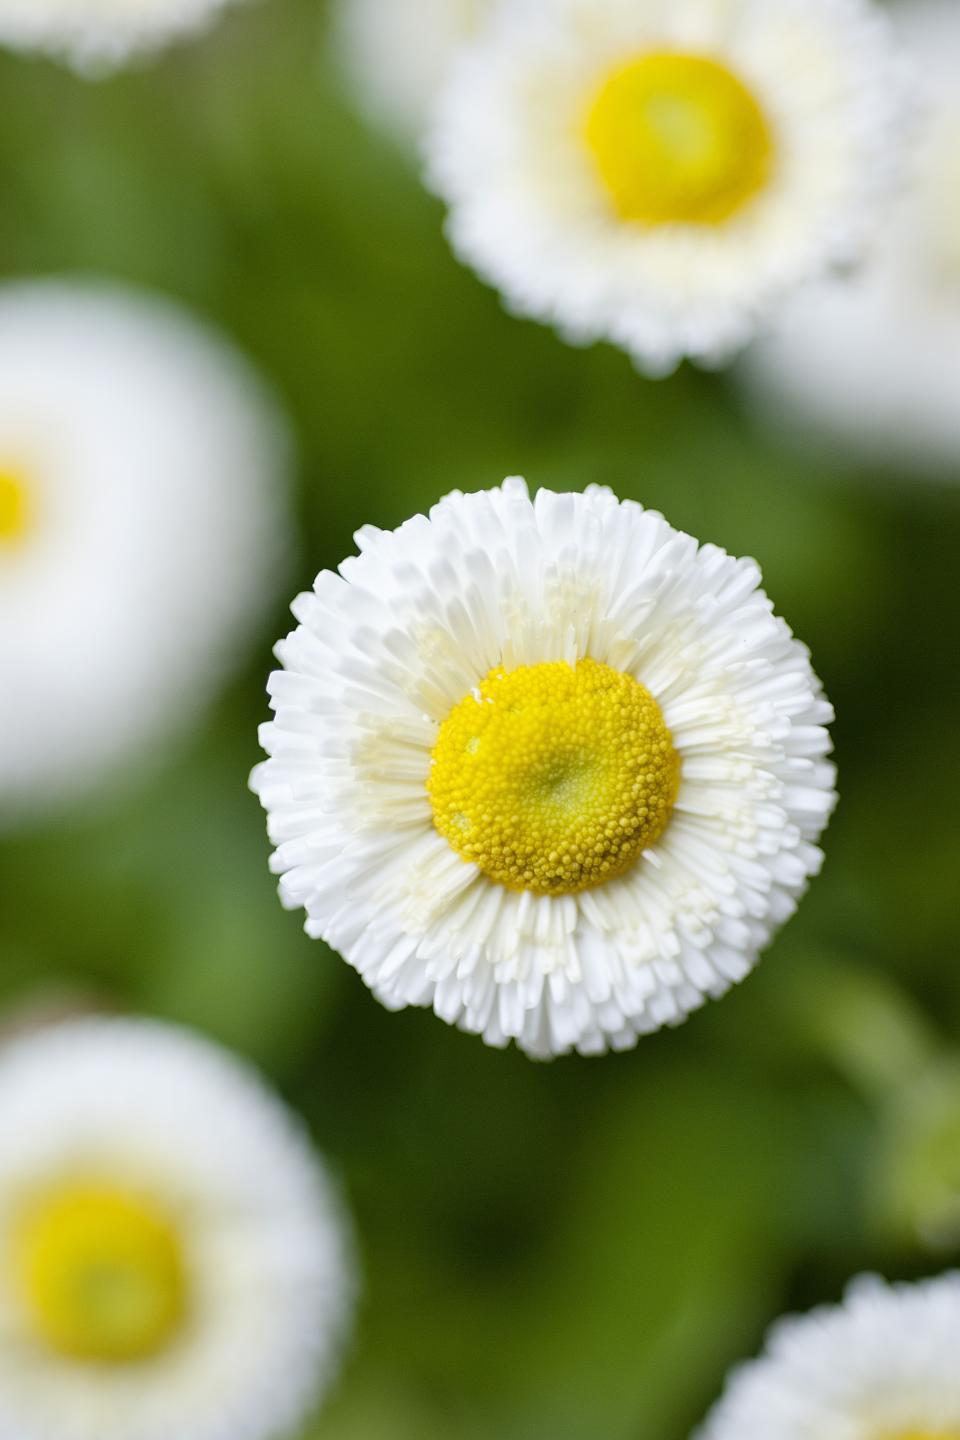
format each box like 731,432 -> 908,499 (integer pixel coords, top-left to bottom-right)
252,478 -> 835,1059
0,0 -> 247,72
0,280 -> 290,826
742,0 -> 960,476
427,0 -> 905,377
697,1272 -> 960,1439
0,1016 -> 353,1440
334,0 -> 489,143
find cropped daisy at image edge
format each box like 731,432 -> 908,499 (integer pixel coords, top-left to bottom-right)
427,0 -> 907,376
334,0 -> 490,143
0,0 -> 251,72
697,1272 -> 960,1439
0,279 -> 292,827
740,0 -> 960,478
253,477 -> 836,1059
0,1015 -> 354,1440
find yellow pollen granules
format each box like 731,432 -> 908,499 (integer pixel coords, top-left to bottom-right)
13,1180 -> 188,1363
583,51 -> 774,226
427,657 -> 680,896
0,467 -> 32,548
888,1433 -> 960,1439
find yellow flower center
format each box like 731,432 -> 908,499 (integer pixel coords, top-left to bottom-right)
583,51 -> 774,226
0,466 -> 32,549
427,658 -> 679,897
12,1181 -> 189,1363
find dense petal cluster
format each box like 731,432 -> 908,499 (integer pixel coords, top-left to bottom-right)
253,478 -> 835,1059
697,1273 -> 960,1440
427,0 -> 906,376
0,1017 -> 353,1440
0,280 -> 291,825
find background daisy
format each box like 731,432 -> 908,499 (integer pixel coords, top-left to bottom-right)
427,0 -> 905,376
0,279 -> 291,827
740,0 -> 960,479
0,1015 -> 353,1440
334,0 -> 489,144
697,1272 -> 960,1440
0,0 -> 251,73
253,478 -> 835,1059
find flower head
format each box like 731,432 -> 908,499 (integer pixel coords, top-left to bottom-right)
0,280 -> 291,825
741,0 -> 960,477
427,0 -> 906,376
252,478 -> 835,1059
0,1016 -> 353,1440
0,0 -> 248,72
697,1273 -> 960,1440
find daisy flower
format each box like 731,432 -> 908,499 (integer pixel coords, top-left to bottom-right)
0,1016 -> 353,1440
334,0 -> 490,143
697,1272 -> 960,1440
426,0 -> 905,377
0,280 -> 291,826
741,0 -> 960,477
252,478 -> 835,1060
0,0 -> 248,72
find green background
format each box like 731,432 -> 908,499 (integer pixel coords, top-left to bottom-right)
1,2 -> 959,1435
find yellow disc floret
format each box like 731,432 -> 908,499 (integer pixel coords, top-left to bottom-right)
584,51 -> 774,226
427,658 -> 679,896
0,467 -> 32,548
12,1180 -> 188,1363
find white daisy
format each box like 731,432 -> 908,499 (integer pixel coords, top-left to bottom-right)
0,1016 -> 353,1440
741,0 -> 960,477
334,0 -> 489,143
697,1272 -> 960,1440
0,279 -> 291,826
426,0 -> 906,377
251,478 -> 835,1060
0,0 -> 247,72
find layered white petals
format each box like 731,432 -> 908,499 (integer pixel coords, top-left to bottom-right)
741,0 -> 960,476
427,0 -> 905,376
0,1018 -> 353,1440
334,0 -> 488,142
0,0 -> 247,71
698,1273 -> 960,1439
0,280 -> 291,824
253,478 -> 835,1059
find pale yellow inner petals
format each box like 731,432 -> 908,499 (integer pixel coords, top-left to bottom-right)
923,116 -> 960,281
887,1432 -> 960,1440
583,51 -> 774,226
12,1179 -> 189,1364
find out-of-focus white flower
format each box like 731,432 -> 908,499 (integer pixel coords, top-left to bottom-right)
697,1272 -> 960,1440
334,0 -> 490,143
427,0 -> 906,377
0,1016 -> 353,1440
741,0 -> 960,477
252,478 -> 835,1060
0,0 -> 248,72
0,280 -> 291,827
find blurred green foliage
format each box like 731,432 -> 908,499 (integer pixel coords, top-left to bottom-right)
1,2 -> 960,1436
